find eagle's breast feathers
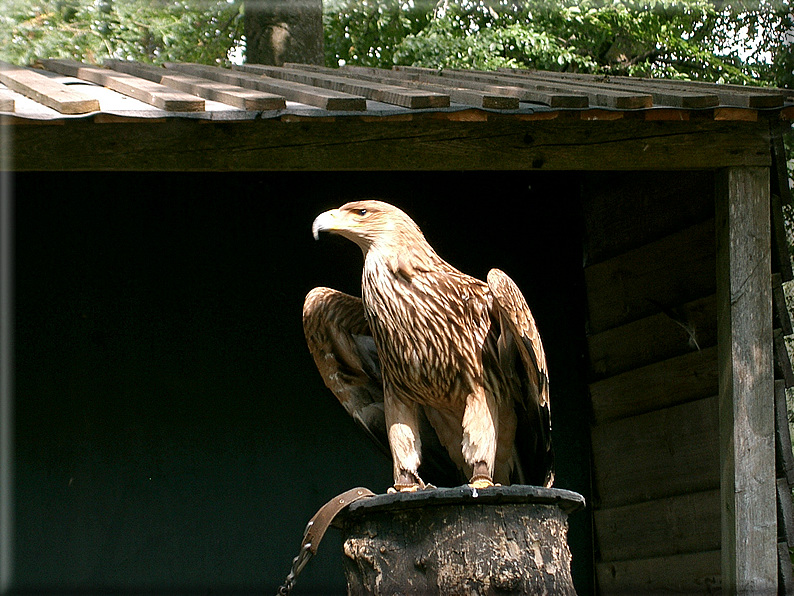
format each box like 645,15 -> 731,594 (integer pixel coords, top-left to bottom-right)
304,200 -> 554,490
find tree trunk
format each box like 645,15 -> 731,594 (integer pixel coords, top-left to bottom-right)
244,0 -> 324,66
340,485 -> 584,595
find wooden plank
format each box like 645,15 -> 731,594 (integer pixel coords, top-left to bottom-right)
587,294 -> 717,379
0,89 -> 14,112
164,62 -> 366,111
772,123 -> 794,282
776,379 -> 794,486
776,328 -> 794,388
594,489 -> 721,562
499,67 -> 787,109
437,65 -> 718,109
336,64 -> 588,108
397,65 -> 651,110
772,193 -> 794,283
584,218 -> 716,333
591,396 -> 719,509
716,166 -> 777,594
589,346 -> 718,424
596,549 -> 720,595
778,477 -> 794,547
779,541 -> 794,596
104,60 -> 285,111
516,68 -> 760,110
39,59 -> 204,112
714,107 -> 758,122
10,119 -> 773,172
279,63 -> 518,110
582,171 -> 715,265
773,123 -> 794,208
235,64 -> 452,109
0,62 -> 98,114
774,274 -> 794,336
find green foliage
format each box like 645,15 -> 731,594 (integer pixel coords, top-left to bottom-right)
0,0 -> 244,66
324,0 -> 793,88
323,0 -> 433,67
1,0 -> 789,90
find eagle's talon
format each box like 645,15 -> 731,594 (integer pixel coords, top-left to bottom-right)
393,470 -> 425,493
392,483 -> 423,492
468,474 -> 494,490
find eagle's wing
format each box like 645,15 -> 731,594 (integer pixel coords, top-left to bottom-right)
303,287 -> 389,454
487,269 -> 554,487
303,287 -> 464,486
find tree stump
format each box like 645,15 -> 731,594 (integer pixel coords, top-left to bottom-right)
339,485 -> 585,595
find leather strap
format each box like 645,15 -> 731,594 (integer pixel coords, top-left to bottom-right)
277,487 -> 375,595
304,486 -> 376,554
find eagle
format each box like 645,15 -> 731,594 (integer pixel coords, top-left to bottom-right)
303,200 -> 553,491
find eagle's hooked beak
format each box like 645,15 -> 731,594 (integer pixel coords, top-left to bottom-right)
312,209 -> 343,241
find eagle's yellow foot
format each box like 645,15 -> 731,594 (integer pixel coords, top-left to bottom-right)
469,462 -> 494,489
389,471 -> 426,493
468,467 -> 494,489
388,484 -> 422,493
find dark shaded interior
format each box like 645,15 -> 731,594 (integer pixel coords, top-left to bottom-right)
11,171 -> 591,594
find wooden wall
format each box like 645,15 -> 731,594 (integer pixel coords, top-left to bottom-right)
582,171 -> 722,593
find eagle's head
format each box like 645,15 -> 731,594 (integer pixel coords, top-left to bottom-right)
312,200 -> 425,255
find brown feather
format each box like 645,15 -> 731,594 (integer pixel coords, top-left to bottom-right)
307,200 -> 554,488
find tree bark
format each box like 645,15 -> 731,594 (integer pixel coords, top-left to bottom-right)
340,486 -> 584,595
244,0 -> 324,66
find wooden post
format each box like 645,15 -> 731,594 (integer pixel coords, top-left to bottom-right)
716,166 -> 777,594
339,485 -> 585,595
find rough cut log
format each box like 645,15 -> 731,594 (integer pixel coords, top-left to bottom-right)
339,485 -> 585,595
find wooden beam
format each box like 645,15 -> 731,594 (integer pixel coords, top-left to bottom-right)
774,274 -> 794,336
584,218 -> 716,334
397,65 -> 652,110
589,346 -> 718,424
596,550 -> 720,595
776,380 -> 794,486
778,477 -> 794,547
582,171 -> 715,266
278,63 -> 521,110
594,489 -> 721,562
776,328 -> 794,388
591,395 -> 719,508
0,62 -> 98,114
235,64 -> 452,109
587,293 -> 717,379
164,62 -> 366,111
780,542 -> 794,596
501,67 -> 720,109
40,59 -> 204,112
0,90 -> 14,113
8,119 -> 773,172
772,123 -> 793,208
716,166 -> 777,594
772,123 -> 794,282
104,60 -> 286,111
338,64 -> 589,108
498,67 -> 788,108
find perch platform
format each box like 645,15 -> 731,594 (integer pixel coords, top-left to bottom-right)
339,484 -> 585,595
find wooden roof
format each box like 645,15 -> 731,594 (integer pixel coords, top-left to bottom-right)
4,59 -> 790,172
1,58 -> 792,123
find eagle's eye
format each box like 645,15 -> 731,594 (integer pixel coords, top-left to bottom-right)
356,209 -> 368,216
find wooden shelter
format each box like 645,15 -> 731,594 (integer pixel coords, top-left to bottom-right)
3,58 -> 794,594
